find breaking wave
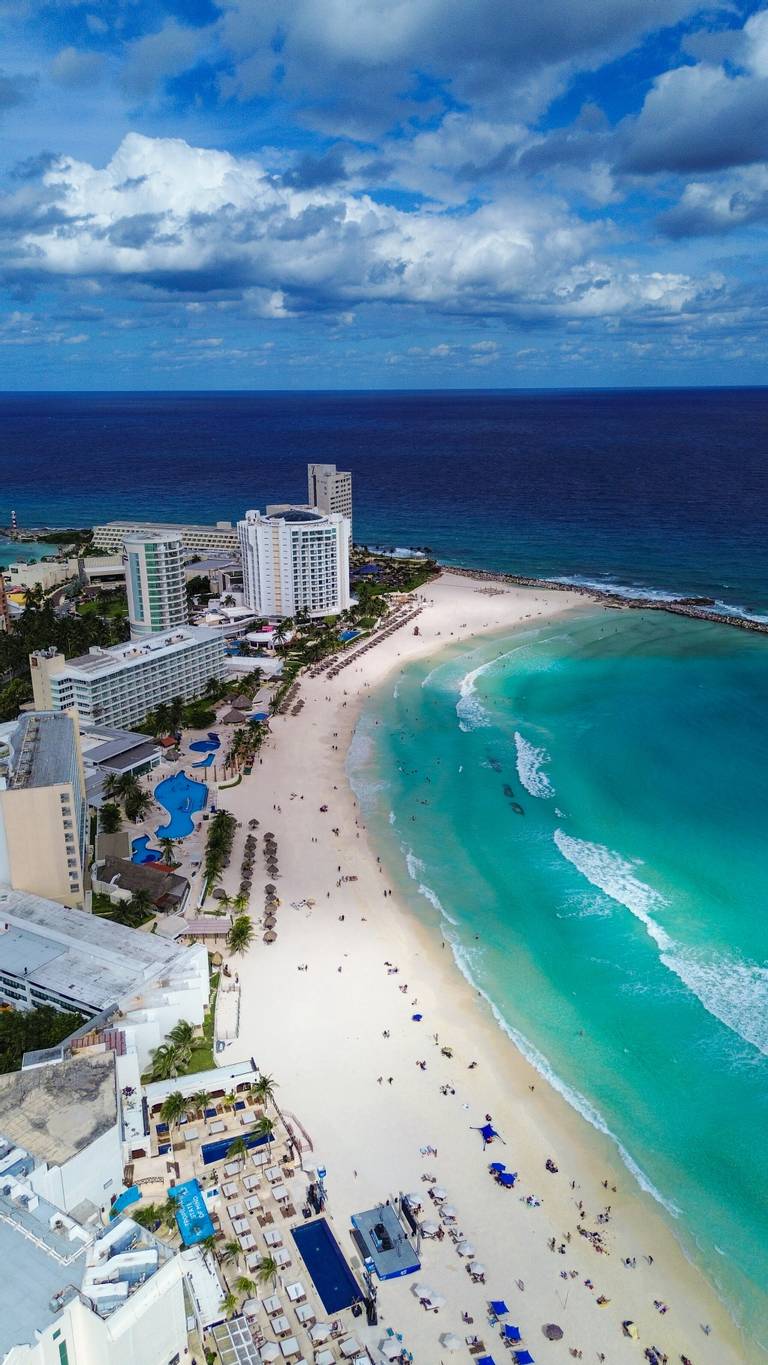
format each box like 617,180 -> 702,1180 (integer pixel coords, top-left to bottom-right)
514,731 -> 555,798
554,830 -> 768,1055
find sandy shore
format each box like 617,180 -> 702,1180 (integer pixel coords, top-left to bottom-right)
212,572 -> 753,1365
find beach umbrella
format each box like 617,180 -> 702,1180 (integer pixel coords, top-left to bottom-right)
412,1283 -> 434,1300
259,1345 -> 280,1363
439,1333 -> 462,1352
469,1261 -> 486,1277
489,1161 -> 506,1173
489,1301 -> 509,1317
457,1241 -> 475,1256
381,1341 -> 401,1360
542,1325 -> 563,1341
404,1192 -> 422,1207
426,1291 -> 446,1309
212,888 -> 227,899
264,831 -> 275,840
263,931 -> 277,943
264,916 -> 277,929
265,884 -> 276,894
441,1205 -> 457,1219
431,1187 -> 447,1201
420,1219 -> 438,1236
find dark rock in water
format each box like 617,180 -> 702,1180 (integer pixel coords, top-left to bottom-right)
676,596 -> 715,606
488,755 -> 502,772
510,801 -> 525,815
503,784 -> 514,798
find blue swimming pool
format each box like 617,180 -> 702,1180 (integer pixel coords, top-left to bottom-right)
189,732 -> 221,752
192,753 -> 215,769
155,771 -> 208,839
169,1179 -> 215,1246
200,1130 -> 274,1166
339,629 -> 361,642
292,1218 -> 362,1313
131,835 -> 162,864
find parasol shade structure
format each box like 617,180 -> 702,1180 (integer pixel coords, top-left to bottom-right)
543,1324 -> 563,1341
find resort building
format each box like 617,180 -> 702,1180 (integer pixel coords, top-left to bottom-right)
0,888 -> 209,1068
0,1202 -> 189,1365
124,532 -> 187,640
0,711 -> 87,907
92,518 -> 238,555
238,506 -> 351,618
307,462 -> 353,539
0,1052 -> 123,1217
29,625 -> 226,731
6,559 -> 75,594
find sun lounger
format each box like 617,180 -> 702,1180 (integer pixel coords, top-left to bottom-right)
222,1181 -> 238,1197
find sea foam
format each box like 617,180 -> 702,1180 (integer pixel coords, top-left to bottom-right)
455,661 -> 493,731
554,830 -> 768,1055
514,731 -> 555,798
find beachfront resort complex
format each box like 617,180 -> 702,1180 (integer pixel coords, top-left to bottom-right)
0,460 -> 745,1365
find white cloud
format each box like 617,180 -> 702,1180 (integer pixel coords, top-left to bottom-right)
5,131 -> 719,329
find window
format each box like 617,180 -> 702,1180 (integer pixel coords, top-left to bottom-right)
58,1341 -> 69,1365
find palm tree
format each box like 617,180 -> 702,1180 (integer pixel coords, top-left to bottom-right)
227,915 -> 254,955
129,888 -> 155,919
158,836 -> 177,864
124,788 -> 152,822
222,1091 -> 237,1111
168,695 -> 185,733
256,1256 -> 279,1290
168,1019 -> 195,1051
102,772 -> 124,803
189,1089 -> 212,1117
199,1233 -> 219,1268
235,1275 -> 256,1298
231,892 -> 249,913
159,1091 -> 188,1131
251,1073 -> 278,1112
153,702 -> 172,737
220,1291 -> 239,1318
254,1116 -> 274,1142
226,1136 -> 248,1162
149,1042 -> 185,1081
220,1239 -> 242,1266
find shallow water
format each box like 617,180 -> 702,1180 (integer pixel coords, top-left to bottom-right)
349,609 -> 768,1344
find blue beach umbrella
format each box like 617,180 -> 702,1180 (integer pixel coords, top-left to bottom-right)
412,1013 -> 423,1021
514,1352 -> 535,1365
503,1325 -> 521,1342
489,1161 -> 506,1172
489,1300 -> 509,1316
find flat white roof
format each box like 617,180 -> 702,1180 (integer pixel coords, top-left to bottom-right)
143,1059 -> 256,1107
59,625 -> 222,682
0,887 -> 200,1011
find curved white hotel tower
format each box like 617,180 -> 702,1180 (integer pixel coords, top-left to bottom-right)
124,531 -> 188,640
237,507 -> 351,618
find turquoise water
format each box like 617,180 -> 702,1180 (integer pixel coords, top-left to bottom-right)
155,771 -> 208,838
131,835 -> 162,864
348,609 -> 768,1343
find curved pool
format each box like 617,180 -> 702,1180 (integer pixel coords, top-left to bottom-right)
189,732 -> 221,753
132,835 -> 162,864
155,771 -> 208,839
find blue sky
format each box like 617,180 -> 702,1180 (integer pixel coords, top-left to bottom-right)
0,0 -> 766,388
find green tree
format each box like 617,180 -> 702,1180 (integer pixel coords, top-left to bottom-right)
254,1116 -> 274,1142
168,1019 -> 195,1050
189,1089 -> 212,1116
124,788 -> 152,822
129,888 -> 155,918
234,1275 -> 256,1297
101,772 -> 124,802
153,703 -> 172,737
251,1073 -> 278,1112
227,915 -> 254,955
220,1239 -> 242,1266
149,1042 -> 186,1081
220,1291 -> 239,1318
226,1137 -> 248,1162
256,1256 -> 279,1289
0,1005 -> 84,1075
168,695 -> 185,733
158,836 -> 178,864
100,802 -> 122,834
159,1091 -> 188,1131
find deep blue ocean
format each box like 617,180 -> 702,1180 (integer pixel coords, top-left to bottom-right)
2,388 -> 767,614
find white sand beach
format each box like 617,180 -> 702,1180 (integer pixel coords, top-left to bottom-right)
212,572 -> 752,1365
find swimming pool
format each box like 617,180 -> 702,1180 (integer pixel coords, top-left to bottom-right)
189,732 -> 221,753
292,1218 -> 362,1313
192,753 -> 215,769
200,1130 -> 275,1166
169,1178 -> 215,1246
339,629 -> 361,642
131,835 -> 162,864
155,771 -> 208,839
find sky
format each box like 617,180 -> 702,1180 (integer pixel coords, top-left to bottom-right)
0,0 -> 766,389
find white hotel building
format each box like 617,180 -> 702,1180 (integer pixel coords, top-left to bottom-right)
30,626 -> 225,731
124,532 -> 187,641
238,506 -> 351,619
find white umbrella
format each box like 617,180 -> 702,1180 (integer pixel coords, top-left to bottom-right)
469,1261 -> 486,1276
310,1324 -> 331,1343
432,1187 -> 447,1200
381,1341 -> 401,1360
404,1192 -> 422,1207
420,1219 -> 439,1236
259,1346 -> 280,1363
412,1282 -> 434,1300
426,1291 -> 446,1309
441,1205 -> 458,1219
440,1333 -> 462,1352
457,1241 -> 475,1256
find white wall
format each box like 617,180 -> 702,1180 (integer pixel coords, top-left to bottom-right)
29,1122 -> 123,1217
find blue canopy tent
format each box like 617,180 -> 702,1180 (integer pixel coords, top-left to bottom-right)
477,1357 -> 497,1365
503,1325 -> 522,1342
498,1171 -> 517,1188
473,1122 -> 505,1148
489,1161 -> 506,1173
412,1013 -> 423,1021
489,1300 -> 509,1317
514,1352 -> 535,1365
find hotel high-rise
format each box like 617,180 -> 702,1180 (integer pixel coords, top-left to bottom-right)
238,507 -> 351,619
124,532 -> 187,640
307,463 -> 352,539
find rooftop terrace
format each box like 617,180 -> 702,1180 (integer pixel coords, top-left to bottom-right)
6,711 -> 77,791
0,1053 -> 117,1169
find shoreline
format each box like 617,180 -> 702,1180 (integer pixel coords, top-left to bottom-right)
210,572 -> 756,1365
